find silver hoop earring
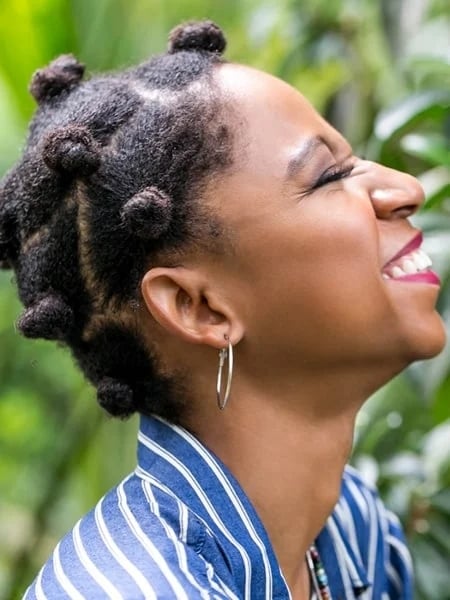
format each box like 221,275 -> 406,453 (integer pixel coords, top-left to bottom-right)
216,338 -> 233,410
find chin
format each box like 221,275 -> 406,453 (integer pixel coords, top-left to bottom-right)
402,316 -> 447,362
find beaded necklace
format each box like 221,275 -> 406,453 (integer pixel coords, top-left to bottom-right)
306,544 -> 332,600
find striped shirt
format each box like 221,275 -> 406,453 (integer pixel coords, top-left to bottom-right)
24,415 -> 413,599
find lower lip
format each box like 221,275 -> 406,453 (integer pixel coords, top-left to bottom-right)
385,271 -> 441,285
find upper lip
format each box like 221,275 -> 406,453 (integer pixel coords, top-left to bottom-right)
382,231 -> 423,269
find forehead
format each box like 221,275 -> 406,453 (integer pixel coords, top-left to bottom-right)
214,64 -> 344,178
217,63 -> 320,123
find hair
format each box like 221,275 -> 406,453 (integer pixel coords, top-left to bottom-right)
0,20 -> 235,422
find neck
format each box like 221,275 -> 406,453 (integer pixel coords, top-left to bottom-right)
185,366 -> 388,595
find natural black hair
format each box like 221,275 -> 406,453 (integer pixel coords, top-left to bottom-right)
0,20 -> 235,421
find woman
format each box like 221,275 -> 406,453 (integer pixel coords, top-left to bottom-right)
0,20 -> 445,600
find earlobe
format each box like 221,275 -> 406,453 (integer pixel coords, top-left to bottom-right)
141,267 -> 243,348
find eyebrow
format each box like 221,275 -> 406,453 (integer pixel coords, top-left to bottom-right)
285,135 -> 327,180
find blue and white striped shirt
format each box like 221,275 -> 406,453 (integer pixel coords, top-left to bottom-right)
24,415 -> 413,599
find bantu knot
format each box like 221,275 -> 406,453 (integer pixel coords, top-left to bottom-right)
42,125 -> 100,177
97,377 -> 136,418
168,21 -> 226,55
30,54 -> 85,104
120,186 -> 172,240
17,294 -> 74,341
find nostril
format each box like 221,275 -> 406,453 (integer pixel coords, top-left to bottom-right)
392,205 -> 418,219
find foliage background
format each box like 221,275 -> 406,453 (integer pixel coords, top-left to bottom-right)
0,1 -> 449,598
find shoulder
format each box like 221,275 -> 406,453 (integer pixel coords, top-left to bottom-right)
23,473 -> 233,600
328,465 -> 414,599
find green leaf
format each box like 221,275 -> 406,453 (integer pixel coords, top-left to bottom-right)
412,535 -> 450,598
429,489 -> 450,515
401,133 -> 450,168
433,377 -> 450,424
374,90 -> 450,142
427,513 -> 450,554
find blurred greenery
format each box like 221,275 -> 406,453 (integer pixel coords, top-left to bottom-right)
0,1 -> 449,599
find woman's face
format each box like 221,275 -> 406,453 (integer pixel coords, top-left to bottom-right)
202,64 -> 446,376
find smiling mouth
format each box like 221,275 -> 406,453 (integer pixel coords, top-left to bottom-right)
382,247 -> 433,279
381,232 -> 440,284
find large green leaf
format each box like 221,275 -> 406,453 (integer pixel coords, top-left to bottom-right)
401,133 -> 450,168
374,91 -> 450,142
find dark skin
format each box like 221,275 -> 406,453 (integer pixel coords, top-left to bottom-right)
141,65 -> 446,599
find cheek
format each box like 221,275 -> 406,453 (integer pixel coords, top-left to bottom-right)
263,200 -> 381,300
274,260 -> 391,339
240,207 -> 393,340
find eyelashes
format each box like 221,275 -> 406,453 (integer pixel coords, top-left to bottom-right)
312,164 -> 354,189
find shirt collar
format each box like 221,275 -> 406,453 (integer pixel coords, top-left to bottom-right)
137,414 -> 289,599
316,506 -> 371,598
137,415 -> 370,600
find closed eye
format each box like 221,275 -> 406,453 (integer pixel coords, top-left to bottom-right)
312,165 -> 354,189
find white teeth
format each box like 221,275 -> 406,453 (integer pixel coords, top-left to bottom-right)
402,258 -> 418,274
391,266 -> 406,278
414,257 -> 425,270
412,252 -> 427,270
418,249 -> 432,267
382,273 -> 391,280
382,248 -> 433,279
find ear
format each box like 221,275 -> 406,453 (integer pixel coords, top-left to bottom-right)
141,266 -> 244,349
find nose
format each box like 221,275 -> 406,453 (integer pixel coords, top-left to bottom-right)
368,162 -> 425,220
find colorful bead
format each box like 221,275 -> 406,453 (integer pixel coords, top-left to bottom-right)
307,544 -> 332,600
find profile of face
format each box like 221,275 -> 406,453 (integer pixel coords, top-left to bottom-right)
2,25 -> 444,422
171,64 -> 446,386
